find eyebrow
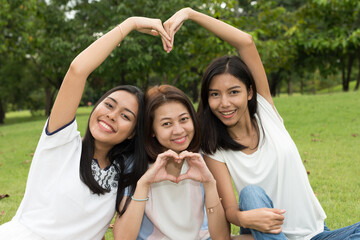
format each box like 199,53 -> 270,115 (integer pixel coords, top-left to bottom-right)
209,85 -> 242,91
160,112 -> 189,121
107,97 -> 136,118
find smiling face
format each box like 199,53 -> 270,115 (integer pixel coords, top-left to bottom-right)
152,101 -> 194,153
208,73 -> 253,128
89,90 -> 139,150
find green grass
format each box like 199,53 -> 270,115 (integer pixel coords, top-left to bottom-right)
1,91 -> 360,238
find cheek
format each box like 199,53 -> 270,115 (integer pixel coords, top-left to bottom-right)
208,99 -> 218,113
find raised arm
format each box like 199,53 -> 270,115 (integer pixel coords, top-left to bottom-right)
163,8 -> 273,105
48,17 -> 171,133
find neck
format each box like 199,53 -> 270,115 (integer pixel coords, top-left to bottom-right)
227,113 -> 254,140
93,142 -> 112,169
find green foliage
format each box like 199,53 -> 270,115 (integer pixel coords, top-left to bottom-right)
1,0 -> 359,121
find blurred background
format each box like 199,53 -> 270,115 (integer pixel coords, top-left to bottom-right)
0,0 -> 359,124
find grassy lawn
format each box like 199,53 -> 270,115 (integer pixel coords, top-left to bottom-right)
1,91 -> 360,238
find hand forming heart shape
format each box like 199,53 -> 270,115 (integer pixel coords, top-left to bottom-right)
143,149 -> 215,185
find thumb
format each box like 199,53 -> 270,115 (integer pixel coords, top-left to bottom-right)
272,208 -> 286,214
176,173 -> 190,183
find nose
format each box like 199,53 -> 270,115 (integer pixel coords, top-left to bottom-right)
220,95 -> 231,107
172,122 -> 185,135
106,111 -> 116,122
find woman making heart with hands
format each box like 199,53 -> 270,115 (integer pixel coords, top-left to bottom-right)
114,85 -> 253,239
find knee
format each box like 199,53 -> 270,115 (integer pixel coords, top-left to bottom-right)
239,185 -> 273,210
240,185 -> 266,199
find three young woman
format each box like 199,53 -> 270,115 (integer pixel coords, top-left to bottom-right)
0,16 -> 172,239
163,7 -> 360,240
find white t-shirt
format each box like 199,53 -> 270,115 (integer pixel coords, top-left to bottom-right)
11,119 -> 118,240
137,161 -> 210,240
208,94 -> 326,240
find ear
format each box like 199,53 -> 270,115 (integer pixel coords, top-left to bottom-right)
247,85 -> 254,101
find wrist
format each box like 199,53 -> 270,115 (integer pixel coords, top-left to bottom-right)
202,178 -> 216,187
237,210 -> 248,228
186,7 -> 196,20
137,177 -> 152,189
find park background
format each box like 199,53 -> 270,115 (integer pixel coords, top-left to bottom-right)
0,0 -> 359,238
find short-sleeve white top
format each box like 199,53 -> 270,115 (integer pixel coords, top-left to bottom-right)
12,119 -> 117,240
208,94 -> 326,240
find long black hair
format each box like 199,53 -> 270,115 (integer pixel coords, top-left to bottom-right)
197,56 -> 258,154
80,85 -> 147,215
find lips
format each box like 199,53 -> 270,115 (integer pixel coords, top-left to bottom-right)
98,120 -> 115,133
172,136 -> 187,144
219,110 -> 237,119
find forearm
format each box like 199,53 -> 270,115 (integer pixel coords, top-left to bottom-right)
186,8 -> 270,101
113,179 -> 151,239
187,9 -> 254,52
69,17 -> 135,78
49,18 -> 136,132
225,207 -> 247,228
203,180 -> 231,240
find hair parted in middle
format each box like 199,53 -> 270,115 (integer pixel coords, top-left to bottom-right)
144,85 -> 201,161
197,55 -> 258,155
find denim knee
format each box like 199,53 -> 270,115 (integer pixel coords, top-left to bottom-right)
239,185 -> 273,211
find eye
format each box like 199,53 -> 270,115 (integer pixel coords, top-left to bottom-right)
180,117 -> 190,122
229,90 -> 239,95
161,122 -> 171,127
121,113 -> 130,121
104,102 -> 113,108
209,92 -> 219,97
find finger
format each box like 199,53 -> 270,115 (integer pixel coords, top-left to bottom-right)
152,25 -> 172,50
272,208 -> 286,215
164,174 -> 177,183
179,150 -> 192,159
176,173 -> 190,183
162,149 -> 180,160
160,36 -> 169,53
268,226 -> 282,234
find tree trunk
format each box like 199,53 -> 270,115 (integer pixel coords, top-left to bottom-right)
0,98 -> 5,124
355,54 -> 360,91
269,71 -> 280,97
163,73 -> 167,85
341,53 -> 354,92
45,87 -> 52,116
288,78 -> 293,95
191,81 -> 199,103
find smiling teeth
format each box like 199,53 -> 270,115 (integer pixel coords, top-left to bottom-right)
100,121 -> 113,131
173,137 -> 186,143
222,111 -> 235,116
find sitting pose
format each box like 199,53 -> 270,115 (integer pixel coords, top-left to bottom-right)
0,16 -> 172,240
163,7 -> 360,240
113,85 -> 252,239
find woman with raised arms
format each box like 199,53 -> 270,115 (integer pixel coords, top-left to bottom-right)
0,16 -> 172,240
163,7 -> 360,240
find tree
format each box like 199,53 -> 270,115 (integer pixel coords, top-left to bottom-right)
294,0 -> 360,91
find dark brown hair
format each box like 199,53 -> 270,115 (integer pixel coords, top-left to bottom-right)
144,85 -> 201,161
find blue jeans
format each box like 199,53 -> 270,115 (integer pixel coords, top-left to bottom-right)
239,185 -> 360,240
